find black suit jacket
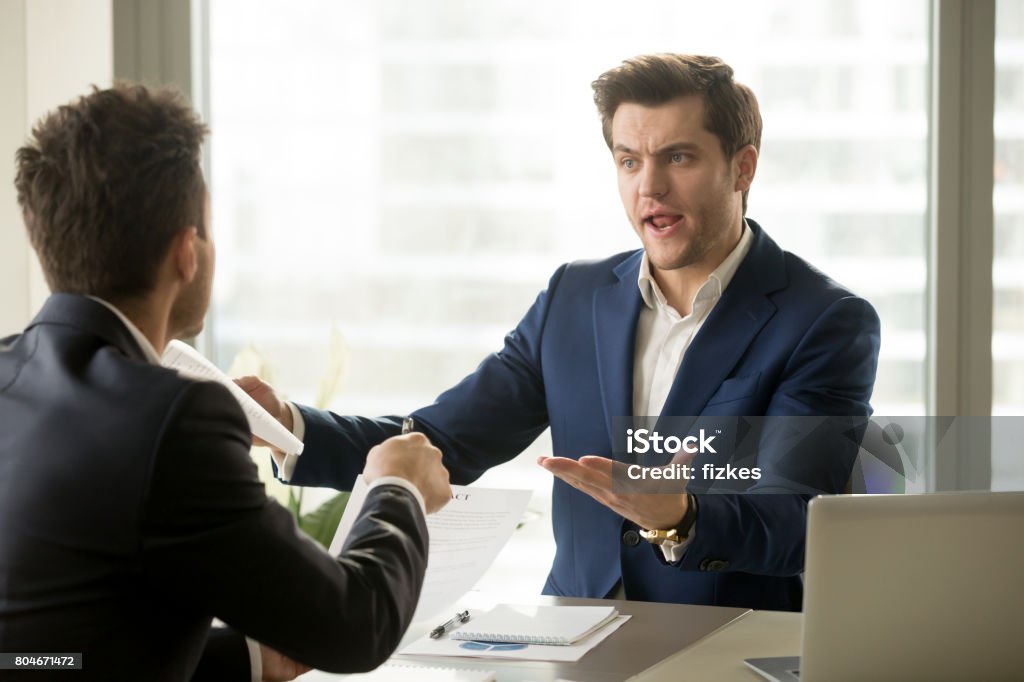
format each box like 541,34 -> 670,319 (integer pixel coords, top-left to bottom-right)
0,294 -> 428,680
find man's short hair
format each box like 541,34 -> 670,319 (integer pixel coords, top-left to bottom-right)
15,83 -> 209,301
592,54 -> 762,212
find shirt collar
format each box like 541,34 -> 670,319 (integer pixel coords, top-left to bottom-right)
637,220 -> 754,312
85,296 -> 162,365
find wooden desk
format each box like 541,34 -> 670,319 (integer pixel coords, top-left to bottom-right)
304,593 -> 750,681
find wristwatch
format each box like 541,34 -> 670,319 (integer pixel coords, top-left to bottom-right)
640,493 -> 698,547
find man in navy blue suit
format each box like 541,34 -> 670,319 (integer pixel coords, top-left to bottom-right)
243,53 -> 880,611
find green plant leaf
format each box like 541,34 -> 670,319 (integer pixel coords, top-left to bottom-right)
286,487 -> 303,518
298,492 -> 351,549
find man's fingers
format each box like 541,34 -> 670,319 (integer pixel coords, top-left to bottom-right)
540,458 -> 591,486
544,455 -> 619,482
539,456 -> 608,482
539,455 -> 684,527
577,455 -> 615,475
541,460 -> 623,508
540,457 -> 625,503
260,644 -> 312,682
233,375 -> 262,390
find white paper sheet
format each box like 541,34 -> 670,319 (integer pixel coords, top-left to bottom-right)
329,476 -> 532,621
322,663 -> 496,681
161,340 -> 304,455
400,613 -> 631,662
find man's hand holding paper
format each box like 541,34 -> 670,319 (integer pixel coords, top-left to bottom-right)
234,374 -> 296,439
365,434 -> 452,514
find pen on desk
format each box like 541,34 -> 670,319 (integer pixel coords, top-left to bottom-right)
430,610 -> 470,639
401,417 -> 415,435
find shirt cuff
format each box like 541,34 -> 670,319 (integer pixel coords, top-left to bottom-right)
288,402 -> 306,441
368,475 -> 427,516
245,637 -> 262,682
658,528 -> 695,563
273,403 -> 306,482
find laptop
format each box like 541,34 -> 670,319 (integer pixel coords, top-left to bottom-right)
745,492 -> 1024,682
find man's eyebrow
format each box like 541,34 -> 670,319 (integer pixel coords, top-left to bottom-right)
655,142 -> 700,155
612,142 -> 701,155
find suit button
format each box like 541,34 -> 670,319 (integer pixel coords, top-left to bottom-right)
700,559 -> 729,572
622,530 -> 641,547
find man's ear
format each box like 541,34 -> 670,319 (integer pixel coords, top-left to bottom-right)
733,144 -> 758,193
172,227 -> 200,284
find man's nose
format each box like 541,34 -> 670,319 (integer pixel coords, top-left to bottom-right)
638,163 -> 667,198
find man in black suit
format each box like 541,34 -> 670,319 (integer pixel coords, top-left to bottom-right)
0,84 -> 451,680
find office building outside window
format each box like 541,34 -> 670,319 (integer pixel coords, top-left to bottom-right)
993,0 -> 1024,489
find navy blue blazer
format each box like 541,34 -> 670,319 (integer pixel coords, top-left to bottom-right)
291,220 -> 880,611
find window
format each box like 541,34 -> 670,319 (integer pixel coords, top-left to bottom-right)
993,0 -> 1024,489
206,1 -> 932,592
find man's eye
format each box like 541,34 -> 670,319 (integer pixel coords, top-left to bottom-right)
670,153 -> 686,164
621,159 -> 635,169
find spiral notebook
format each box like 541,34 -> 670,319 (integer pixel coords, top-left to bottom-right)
449,605 -> 619,646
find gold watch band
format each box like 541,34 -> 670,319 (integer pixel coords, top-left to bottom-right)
639,494 -> 697,547
639,527 -> 680,546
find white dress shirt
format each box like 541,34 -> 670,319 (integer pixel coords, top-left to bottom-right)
632,223 -> 753,418
632,223 -> 753,563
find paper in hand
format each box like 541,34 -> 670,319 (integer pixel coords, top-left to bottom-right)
331,476 -> 532,622
161,340 -> 304,455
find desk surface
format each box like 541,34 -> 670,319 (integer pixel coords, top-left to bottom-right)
642,610 -> 801,682
305,593 -> 750,681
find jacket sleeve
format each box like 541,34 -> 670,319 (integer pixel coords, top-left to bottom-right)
675,295 -> 881,576
289,264 -> 569,489
190,627 -> 249,681
142,380 -> 428,674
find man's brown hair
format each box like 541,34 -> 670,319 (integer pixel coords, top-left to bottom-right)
592,54 -> 762,212
15,83 -> 209,301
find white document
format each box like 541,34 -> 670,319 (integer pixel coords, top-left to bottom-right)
322,663 -> 496,681
449,604 -> 619,645
400,613 -> 631,662
161,340 -> 304,455
329,476 -> 532,621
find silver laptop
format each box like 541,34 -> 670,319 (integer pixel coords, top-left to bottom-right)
746,492 -> 1024,682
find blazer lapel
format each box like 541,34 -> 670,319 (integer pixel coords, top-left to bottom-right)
659,221 -> 787,418
593,252 -> 644,444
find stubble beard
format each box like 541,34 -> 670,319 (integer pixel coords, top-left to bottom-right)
643,173 -> 741,273
169,255 -> 212,341
643,202 -> 729,273
169,287 -> 206,340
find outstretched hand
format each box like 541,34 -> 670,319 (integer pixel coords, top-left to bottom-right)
538,455 -> 688,530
